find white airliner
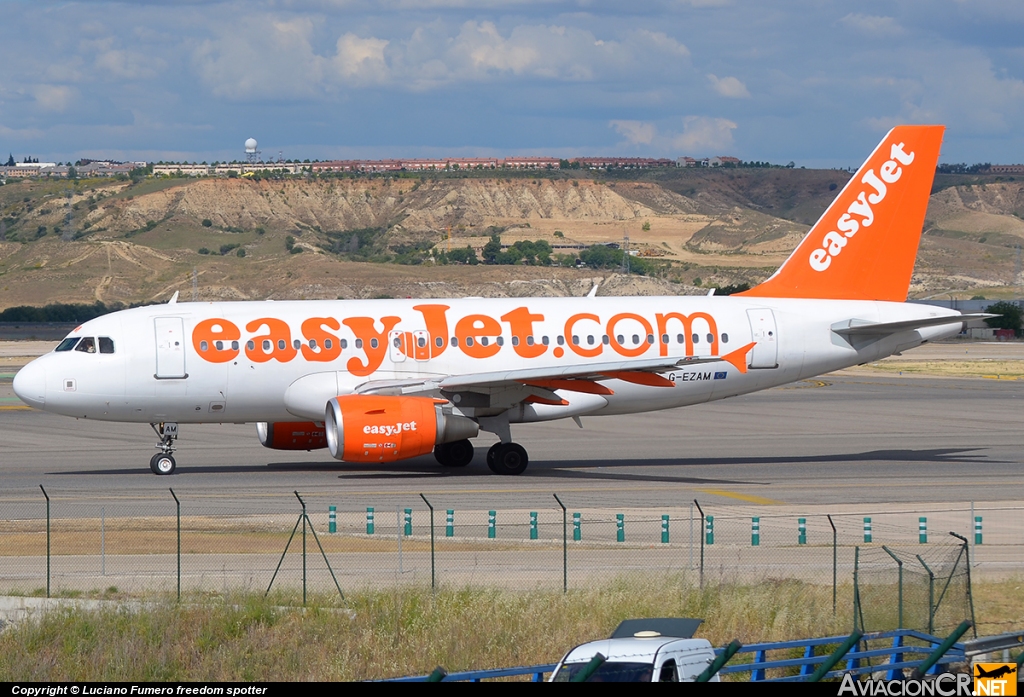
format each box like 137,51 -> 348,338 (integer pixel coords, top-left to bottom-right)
13,125 -> 985,476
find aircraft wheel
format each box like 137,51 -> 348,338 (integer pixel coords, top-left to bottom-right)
486,443 -> 502,472
488,442 -> 528,476
434,440 -> 474,467
150,453 -> 176,476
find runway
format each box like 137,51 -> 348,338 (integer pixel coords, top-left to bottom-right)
2,365 -> 1021,509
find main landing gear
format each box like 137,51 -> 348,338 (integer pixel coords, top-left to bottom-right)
434,439 -> 475,468
149,422 -> 178,475
486,442 -> 529,476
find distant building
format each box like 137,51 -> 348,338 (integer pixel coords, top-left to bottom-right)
989,164 -> 1024,174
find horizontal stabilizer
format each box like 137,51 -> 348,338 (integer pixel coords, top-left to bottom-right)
831,314 -> 993,337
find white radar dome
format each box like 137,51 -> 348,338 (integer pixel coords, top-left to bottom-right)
244,138 -> 258,153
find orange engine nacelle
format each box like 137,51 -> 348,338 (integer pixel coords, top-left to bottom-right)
257,421 -> 328,450
325,395 -> 478,463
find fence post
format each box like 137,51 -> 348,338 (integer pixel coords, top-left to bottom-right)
419,494 -> 435,591
882,546 -> 904,628
169,488 -> 181,602
863,517 -> 872,543
40,485 -> 50,598
366,507 -> 374,535
694,499 -> 705,589
974,516 -> 982,545
917,554 -> 936,635
751,517 -> 760,546
554,494 -> 567,594
828,515 -> 837,616
798,518 -> 807,545
662,515 -> 669,544
404,508 -> 412,536
573,512 -> 581,541
488,510 -> 496,539
329,505 -> 336,534
705,515 -> 714,545
530,512 -> 538,540
446,509 -> 454,537
616,514 -> 624,542
919,517 -> 927,544
101,506 -> 105,577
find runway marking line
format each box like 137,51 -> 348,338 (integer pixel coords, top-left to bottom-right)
0,405 -> 31,411
695,488 -> 783,505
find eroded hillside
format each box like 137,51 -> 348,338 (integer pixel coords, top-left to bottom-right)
0,171 -> 1021,308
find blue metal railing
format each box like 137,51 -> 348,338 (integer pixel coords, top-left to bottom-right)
385,629 -> 965,682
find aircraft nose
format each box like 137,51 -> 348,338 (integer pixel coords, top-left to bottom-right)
13,360 -> 46,407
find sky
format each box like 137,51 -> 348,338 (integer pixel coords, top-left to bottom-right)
2,0 -> 1023,167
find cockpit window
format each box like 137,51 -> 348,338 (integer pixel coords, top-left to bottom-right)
55,338 -> 80,352
75,337 -> 97,353
99,337 -> 115,354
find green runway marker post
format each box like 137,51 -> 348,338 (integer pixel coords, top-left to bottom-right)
798,517 -> 806,545
530,511 -> 538,540
366,507 -> 374,535
616,513 -> 624,542
975,516 -> 982,544
446,509 -> 454,537
919,517 -> 927,544
751,517 -> 760,546
573,512 -> 581,541
404,508 -> 412,536
488,510 -> 496,539
662,514 -> 669,544
706,515 -> 714,545
863,517 -> 872,543
329,505 -> 336,534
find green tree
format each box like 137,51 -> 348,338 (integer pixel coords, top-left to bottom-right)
984,301 -> 1023,334
202,219 -> 213,227
5,154 -> 14,167
482,234 -> 502,264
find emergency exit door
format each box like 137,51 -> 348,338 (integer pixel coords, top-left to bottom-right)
746,309 -> 778,369
154,317 -> 187,378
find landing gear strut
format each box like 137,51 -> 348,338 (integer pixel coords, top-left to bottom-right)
434,439 -> 475,467
486,442 -> 529,476
149,422 -> 178,475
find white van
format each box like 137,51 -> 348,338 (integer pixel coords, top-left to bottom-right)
549,618 -> 719,683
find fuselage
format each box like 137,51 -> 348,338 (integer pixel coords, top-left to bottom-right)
13,295 -> 963,425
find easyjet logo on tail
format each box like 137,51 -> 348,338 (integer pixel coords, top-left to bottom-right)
738,125 -> 945,302
808,141 -> 916,272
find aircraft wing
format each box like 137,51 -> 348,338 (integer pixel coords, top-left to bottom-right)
354,341 -> 757,396
831,313 -> 994,337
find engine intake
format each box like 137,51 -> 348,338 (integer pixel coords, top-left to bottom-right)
256,421 -> 328,450
325,395 -> 478,462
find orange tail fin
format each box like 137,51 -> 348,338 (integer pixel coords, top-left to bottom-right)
738,125 -> 944,301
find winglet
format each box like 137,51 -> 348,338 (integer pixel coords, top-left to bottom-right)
722,342 -> 757,374
168,291 -> 179,305
738,125 -> 945,301
587,283 -> 599,298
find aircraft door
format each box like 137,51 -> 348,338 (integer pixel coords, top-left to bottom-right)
413,330 -> 431,361
154,317 -> 187,378
388,330 -> 407,363
746,309 -> 778,369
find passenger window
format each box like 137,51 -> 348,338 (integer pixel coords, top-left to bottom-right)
98,337 -> 115,354
526,336 -> 535,346
309,339 -> 318,349
657,659 -> 678,682
677,333 -> 684,344
324,339 -> 333,350
75,337 -> 97,354
451,336 -> 459,347
512,336 -> 520,346
542,336 -> 549,346
247,340 -> 255,351
662,334 -> 669,344
55,338 -> 80,352
339,339 -> 347,349
355,339 -> 363,349
215,340 -> 224,351
435,337 -> 443,348
292,339 -> 301,350
632,334 -> 639,345
602,335 -> 609,345
200,341 -> 209,352
370,338 -> 378,349
393,337 -> 402,348
572,335 -> 580,345
231,341 -> 239,351
707,333 -> 714,343
417,336 -> 426,348
721,333 -> 729,344
647,334 -> 654,344
692,333 -> 700,344
262,340 -> 271,352
480,337 -> 489,347
496,336 -> 504,346
557,335 -> 564,346
277,340 -> 286,350
586,335 -> 594,346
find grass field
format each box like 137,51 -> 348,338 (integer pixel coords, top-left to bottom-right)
0,577 -> 1019,681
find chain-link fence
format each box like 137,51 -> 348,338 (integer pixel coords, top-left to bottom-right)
0,489 -> 1017,634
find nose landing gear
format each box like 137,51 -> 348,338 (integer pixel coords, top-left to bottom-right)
149,422 -> 178,475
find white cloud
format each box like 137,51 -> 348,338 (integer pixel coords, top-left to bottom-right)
671,115 -> 737,152
707,73 -> 750,98
610,120 -> 655,145
333,33 -> 390,83
839,14 -> 904,37
32,85 -> 76,112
